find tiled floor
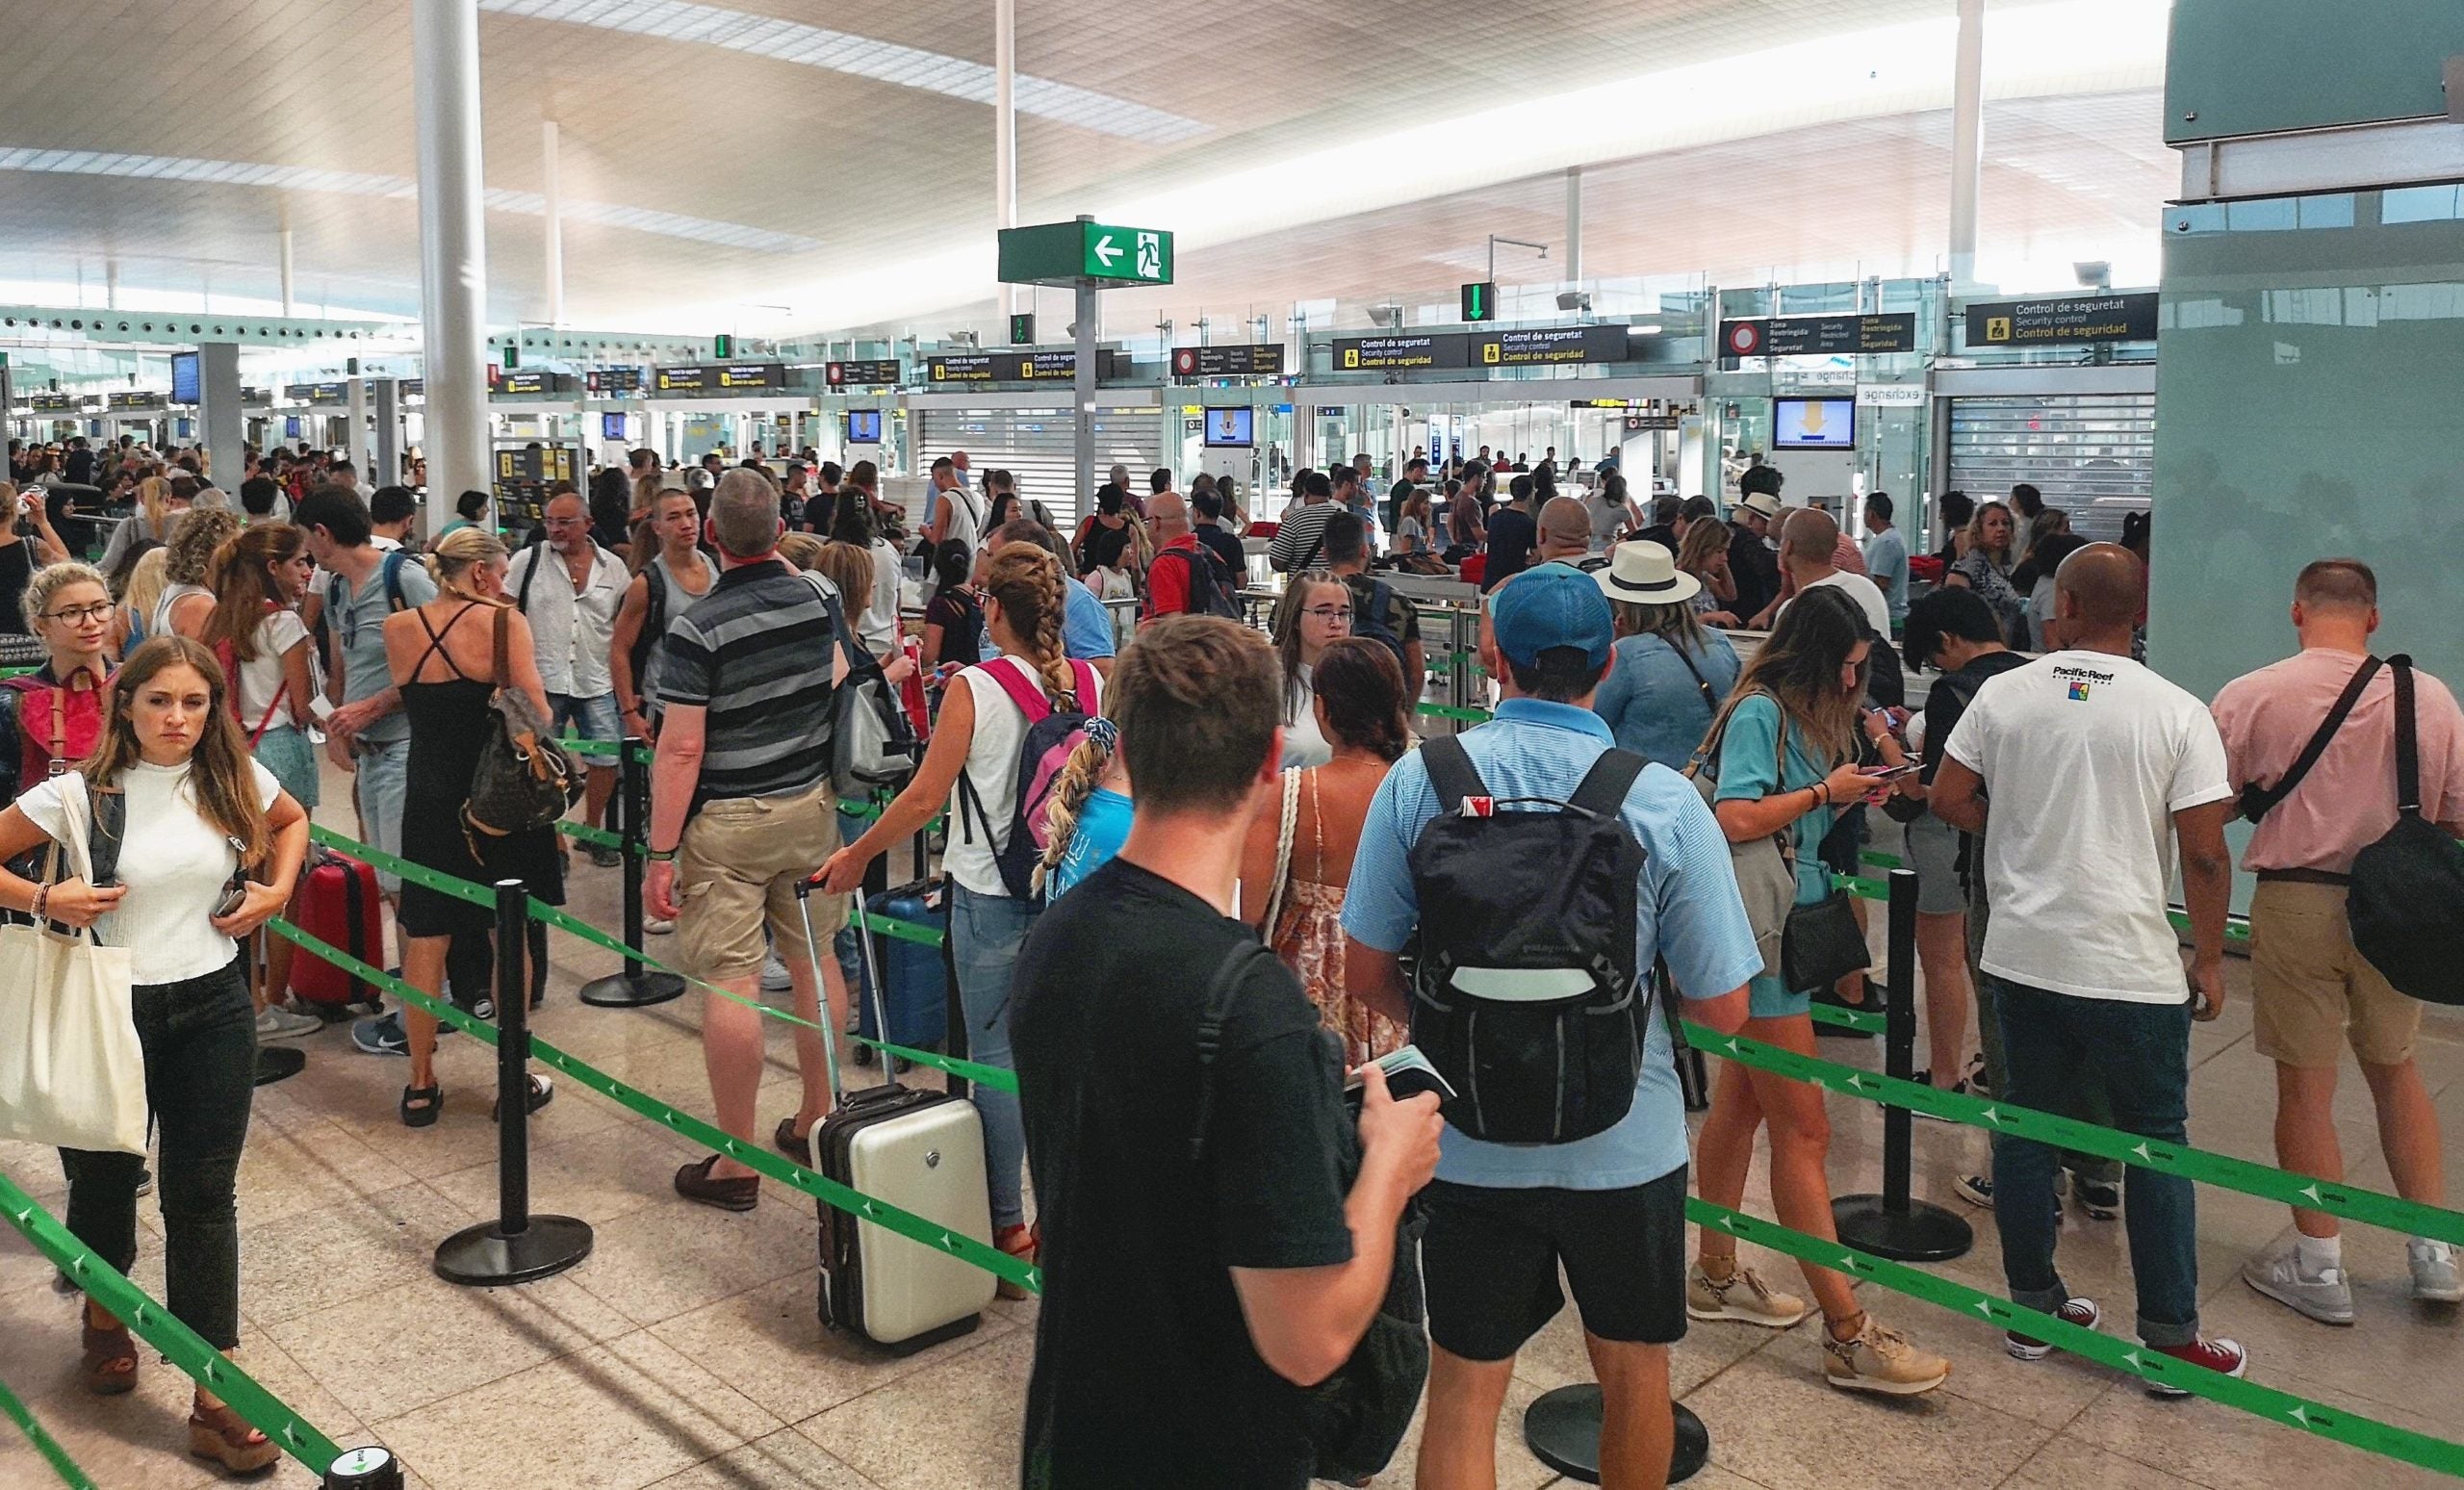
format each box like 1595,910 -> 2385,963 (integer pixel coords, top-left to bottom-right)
4,792 -> 2462,1489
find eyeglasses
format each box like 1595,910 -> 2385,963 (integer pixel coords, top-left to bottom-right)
1301,606 -> 1353,623
41,603 -> 114,625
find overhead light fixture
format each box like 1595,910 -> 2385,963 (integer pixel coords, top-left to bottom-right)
1628,323 -> 1663,336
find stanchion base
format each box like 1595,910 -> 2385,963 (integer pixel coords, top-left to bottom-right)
1521,1384 -> 1710,1484
433,1215 -> 594,1286
1831,1195 -> 1974,1262
578,969 -> 686,1009
253,1046 -> 307,1087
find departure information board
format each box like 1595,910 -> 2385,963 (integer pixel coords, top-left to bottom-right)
1170,345 -> 1285,377
826,359 -> 903,387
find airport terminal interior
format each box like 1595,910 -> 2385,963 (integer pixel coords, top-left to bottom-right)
4,1 -> 2464,1487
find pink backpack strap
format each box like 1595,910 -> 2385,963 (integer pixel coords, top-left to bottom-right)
1067,657 -> 1097,709
984,656 -> 1054,724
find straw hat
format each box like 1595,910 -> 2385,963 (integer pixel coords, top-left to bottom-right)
1594,540 -> 1703,605
1737,492 -> 1784,521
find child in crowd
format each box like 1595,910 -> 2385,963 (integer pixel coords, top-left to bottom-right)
1033,716 -> 1130,901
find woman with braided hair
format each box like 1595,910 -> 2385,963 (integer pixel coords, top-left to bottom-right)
823,539 -> 1101,1293
1032,714 -> 1129,900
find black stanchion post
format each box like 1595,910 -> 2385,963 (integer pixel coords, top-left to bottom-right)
1831,867 -> 1973,1262
322,1446 -> 406,1489
580,735 -> 684,1009
436,881 -> 596,1286
1524,1386 -> 1710,1484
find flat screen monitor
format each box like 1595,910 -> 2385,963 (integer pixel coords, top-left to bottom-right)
601,412 -> 627,441
1202,406 -> 1254,448
847,409 -> 883,444
170,351 -> 200,405
283,416 -> 301,440
1772,398 -> 1855,450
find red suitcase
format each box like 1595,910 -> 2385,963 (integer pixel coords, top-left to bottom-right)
289,847 -> 386,1008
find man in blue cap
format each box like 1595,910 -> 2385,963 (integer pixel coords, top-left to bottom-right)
1341,566 -> 1760,1489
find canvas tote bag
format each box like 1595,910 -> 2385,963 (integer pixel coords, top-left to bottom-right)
0,774 -> 146,1154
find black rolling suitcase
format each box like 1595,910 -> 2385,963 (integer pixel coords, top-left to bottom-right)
794,877 -> 996,1352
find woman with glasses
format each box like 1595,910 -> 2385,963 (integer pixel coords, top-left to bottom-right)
1269,570 -> 1352,769
0,563 -> 116,797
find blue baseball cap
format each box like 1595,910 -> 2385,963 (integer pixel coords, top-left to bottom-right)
1489,565 -> 1614,670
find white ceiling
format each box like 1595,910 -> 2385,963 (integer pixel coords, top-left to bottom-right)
0,0 -> 2172,341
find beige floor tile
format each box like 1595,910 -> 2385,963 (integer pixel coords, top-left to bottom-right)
791,1328 -> 1036,1490
1998,1437 -> 2209,1489
1679,1345 -> 2053,1490
425,1122 -> 703,1230
264,1267 -> 634,1423
372,1331 -> 783,1490
562,1187 -> 822,1327
645,1427 -> 885,1489
226,1113 -> 424,1227
2061,1359 -> 2456,1490
2182,1263 -> 2464,1426
649,1270 -> 1013,1426
237,1182 -> 478,1327
1903,1299 -> 2120,1431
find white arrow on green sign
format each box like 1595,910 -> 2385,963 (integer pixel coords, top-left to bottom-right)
998,219 -> 1174,287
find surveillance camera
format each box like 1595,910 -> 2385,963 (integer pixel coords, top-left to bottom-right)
1555,291 -> 1592,312
1370,303 -> 1404,329
2074,260 -> 2113,289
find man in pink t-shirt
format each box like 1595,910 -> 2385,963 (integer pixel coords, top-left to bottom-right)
2212,558 -> 2464,1320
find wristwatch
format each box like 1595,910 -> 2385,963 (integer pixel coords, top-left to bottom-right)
645,847 -> 677,863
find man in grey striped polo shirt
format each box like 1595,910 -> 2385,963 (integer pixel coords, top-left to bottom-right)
646,469 -> 855,1213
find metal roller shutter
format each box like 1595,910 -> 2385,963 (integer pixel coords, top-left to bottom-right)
914,407 -> 1162,529
1945,393 -> 2154,545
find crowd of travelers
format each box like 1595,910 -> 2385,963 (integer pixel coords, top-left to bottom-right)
3,430 -> 2457,1489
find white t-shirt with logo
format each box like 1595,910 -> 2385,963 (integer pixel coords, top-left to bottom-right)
1942,651 -> 2232,1003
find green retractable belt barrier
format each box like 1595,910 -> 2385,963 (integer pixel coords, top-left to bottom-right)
1687,1197 -> 2464,1479
0,1172 -> 345,1477
0,1372 -> 96,1490
261,919 -> 1040,1295
299,826 -> 1011,1094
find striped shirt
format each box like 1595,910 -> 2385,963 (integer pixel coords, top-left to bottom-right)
657,562 -> 843,813
1268,499 -> 1339,572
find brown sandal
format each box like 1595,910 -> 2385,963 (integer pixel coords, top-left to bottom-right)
189,1399 -> 280,1474
773,1116 -> 812,1167
80,1321 -> 138,1395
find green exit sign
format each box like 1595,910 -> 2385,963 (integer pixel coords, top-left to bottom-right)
1009,313 -> 1037,345
1461,281 -> 1496,322
999,219 -> 1175,287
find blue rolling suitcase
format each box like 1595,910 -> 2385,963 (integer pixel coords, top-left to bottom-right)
852,881 -> 947,1068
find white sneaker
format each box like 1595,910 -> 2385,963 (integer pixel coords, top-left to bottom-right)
254,1004 -> 325,1040
2410,1239 -> 2464,1303
760,954 -> 793,994
644,916 -> 676,936
2242,1244 -> 2354,1325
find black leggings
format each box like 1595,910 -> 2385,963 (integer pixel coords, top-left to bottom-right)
446,920 -> 550,1010
60,958 -> 256,1351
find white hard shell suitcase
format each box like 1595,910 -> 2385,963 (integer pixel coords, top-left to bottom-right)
795,878 -> 997,1351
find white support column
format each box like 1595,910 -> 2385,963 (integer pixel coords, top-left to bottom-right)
995,0 -> 1020,314
541,118 -> 565,326
279,228 -> 295,318
348,377 -> 371,475
1565,167 -> 1583,288
373,379 -> 403,499
198,343 -> 244,491
412,0 -> 493,524
1948,0 -> 1985,289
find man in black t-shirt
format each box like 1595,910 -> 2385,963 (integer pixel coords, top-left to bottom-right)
1480,474 -> 1538,592
1011,617 -> 1443,1490
1191,487 -> 1247,579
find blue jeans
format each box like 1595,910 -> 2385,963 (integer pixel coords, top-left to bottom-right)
1987,974 -> 2199,1347
950,883 -> 1037,1231
352,735 -> 411,894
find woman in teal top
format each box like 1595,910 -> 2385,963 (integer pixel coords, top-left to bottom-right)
1689,587 -> 1947,1395
1035,717 -> 1131,901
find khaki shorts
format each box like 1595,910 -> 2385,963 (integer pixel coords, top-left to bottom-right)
677,778 -> 850,985
2249,878 -> 2423,1068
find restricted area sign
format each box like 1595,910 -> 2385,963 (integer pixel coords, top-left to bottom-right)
998,219 -> 1175,287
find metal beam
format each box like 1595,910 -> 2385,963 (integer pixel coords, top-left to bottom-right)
412,0 -> 494,523
2175,115 -> 2464,202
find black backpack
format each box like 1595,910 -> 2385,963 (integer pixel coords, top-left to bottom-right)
1348,578 -> 1412,679
1406,736 -> 1648,1143
1157,544 -> 1241,620
2348,657 -> 2464,1006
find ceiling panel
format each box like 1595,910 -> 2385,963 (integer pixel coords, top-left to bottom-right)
0,0 -> 2166,334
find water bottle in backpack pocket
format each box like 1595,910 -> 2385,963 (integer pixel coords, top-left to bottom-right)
1404,736 -> 1649,1143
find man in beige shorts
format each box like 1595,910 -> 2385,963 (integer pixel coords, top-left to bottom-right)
644,470 -> 854,1212
2214,558 -> 2464,1318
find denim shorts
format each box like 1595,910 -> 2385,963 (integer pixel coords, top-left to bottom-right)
252,724 -> 320,810
550,691 -> 622,744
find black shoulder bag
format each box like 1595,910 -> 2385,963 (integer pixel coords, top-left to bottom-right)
1192,940 -> 1426,1484
2348,657 -> 2464,1006
2239,655 -> 2381,822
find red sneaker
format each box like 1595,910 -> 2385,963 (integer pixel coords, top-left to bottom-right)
2006,1296 -> 2101,1360
2145,1336 -> 2248,1397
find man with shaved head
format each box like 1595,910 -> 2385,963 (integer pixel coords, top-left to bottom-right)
1141,491 -> 1233,621
1533,495 -> 1594,568
1932,543 -> 2248,1384
2213,558 -> 2464,1317
1760,506 -> 1890,637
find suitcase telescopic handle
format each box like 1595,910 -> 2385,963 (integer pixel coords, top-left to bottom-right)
793,876 -> 849,1108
